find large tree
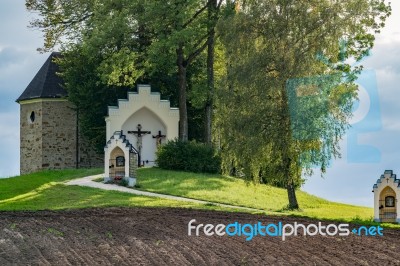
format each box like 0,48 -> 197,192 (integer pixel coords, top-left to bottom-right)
26,0 -> 224,142
142,0 -> 223,141
217,0 -> 391,209
26,0 -> 153,151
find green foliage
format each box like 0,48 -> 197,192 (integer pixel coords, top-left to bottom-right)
259,165 -> 304,189
141,0 -> 221,140
216,0 -> 391,208
25,0 -> 392,210
142,0 -> 209,72
25,0 -> 95,52
28,0 -> 217,143
156,140 -> 221,173
119,178 -> 129,187
26,0 -> 223,142
56,47 -> 129,153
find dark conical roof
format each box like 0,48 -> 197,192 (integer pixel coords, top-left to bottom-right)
16,52 -> 67,102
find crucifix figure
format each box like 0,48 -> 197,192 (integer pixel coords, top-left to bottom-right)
128,124 -> 151,167
152,130 -> 166,147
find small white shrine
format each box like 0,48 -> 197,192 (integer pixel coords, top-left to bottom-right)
373,170 -> 400,223
104,85 -> 179,183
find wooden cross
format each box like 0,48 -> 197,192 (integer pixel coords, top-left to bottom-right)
152,130 -> 166,146
128,124 -> 151,167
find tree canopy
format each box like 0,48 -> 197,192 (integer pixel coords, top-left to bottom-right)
27,0 -> 223,142
216,0 -> 391,208
27,0 -> 391,209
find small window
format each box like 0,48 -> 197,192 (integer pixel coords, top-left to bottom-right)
385,196 -> 395,207
116,156 -> 125,167
29,111 -> 35,123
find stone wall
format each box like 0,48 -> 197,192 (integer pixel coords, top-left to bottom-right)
20,99 -> 103,174
41,100 -> 77,170
129,153 -> 138,178
20,101 -> 43,174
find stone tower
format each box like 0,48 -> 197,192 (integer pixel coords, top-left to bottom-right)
16,52 -> 102,174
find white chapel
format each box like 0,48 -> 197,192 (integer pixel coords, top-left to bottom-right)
104,84 -> 179,182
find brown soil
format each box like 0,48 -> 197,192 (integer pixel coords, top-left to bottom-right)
0,207 -> 399,265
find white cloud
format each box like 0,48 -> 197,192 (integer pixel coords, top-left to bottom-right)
0,0 -> 44,49
0,48 -> 48,95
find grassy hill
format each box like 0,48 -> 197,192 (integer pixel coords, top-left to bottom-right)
0,167 -> 389,226
137,168 -> 374,223
0,169 -> 220,212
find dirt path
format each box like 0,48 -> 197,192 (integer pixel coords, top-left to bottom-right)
0,207 -> 399,265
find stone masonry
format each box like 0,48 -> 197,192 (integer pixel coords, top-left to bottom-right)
129,152 -> 138,178
20,101 -> 43,174
17,52 -> 103,175
20,99 -> 103,174
41,100 -> 76,170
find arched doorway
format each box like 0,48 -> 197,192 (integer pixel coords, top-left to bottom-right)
121,107 -> 167,167
109,146 -> 125,180
379,186 -> 397,222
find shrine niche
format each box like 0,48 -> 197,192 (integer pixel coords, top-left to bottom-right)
373,170 -> 400,223
104,84 -> 179,179
104,131 -> 137,185
110,147 -> 125,179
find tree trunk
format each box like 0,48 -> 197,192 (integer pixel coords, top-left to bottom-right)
286,180 -> 299,209
282,155 -> 299,209
177,44 -> 188,141
283,154 -> 299,209
205,103 -> 212,144
281,82 -> 299,210
205,30 -> 214,145
205,0 -> 217,145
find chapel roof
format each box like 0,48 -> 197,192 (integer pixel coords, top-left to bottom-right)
373,170 -> 399,190
16,52 -> 67,103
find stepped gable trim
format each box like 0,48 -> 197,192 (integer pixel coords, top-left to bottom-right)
106,84 -> 179,117
373,170 -> 399,189
105,131 -> 138,154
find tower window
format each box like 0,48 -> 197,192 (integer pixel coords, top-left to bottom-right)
29,111 -> 35,123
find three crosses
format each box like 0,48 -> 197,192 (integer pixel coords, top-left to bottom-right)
127,124 -> 165,167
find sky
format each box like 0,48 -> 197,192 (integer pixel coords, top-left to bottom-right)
0,0 -> 399,207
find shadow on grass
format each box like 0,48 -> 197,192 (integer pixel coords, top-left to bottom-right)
0,169 -> 102,202
0,184 -> 204,211
136,168 -> 376,219
137,168 -> 231,196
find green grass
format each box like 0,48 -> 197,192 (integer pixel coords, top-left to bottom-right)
1,168 -> 398,228
0,168 -> 102,201
137,168 -> 386,225
0,169 -> 241,213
